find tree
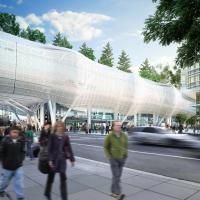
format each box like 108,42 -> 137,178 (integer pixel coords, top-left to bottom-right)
79,42 -> 96,61
19,27 -> 46,43
175,113 -> 187,125
98,42 -> 114,67
53,32 -> 73,49
160,65 -> 181,88
139,59 -> 161,82
169,68 -> 181,89
143,0 -> 200,68
117,50 -> 132,73
0,13 -> 20,36
19,29 -> 28,39
186,115 -> 197,126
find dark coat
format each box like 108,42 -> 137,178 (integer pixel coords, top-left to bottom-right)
39,128 -> 51,146
0,135 -> 25,170
48,134 -> 75,174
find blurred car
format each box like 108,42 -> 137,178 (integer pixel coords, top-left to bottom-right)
129,126 -> 200,149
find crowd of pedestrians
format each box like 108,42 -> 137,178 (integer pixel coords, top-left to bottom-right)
0,120 -> 127,200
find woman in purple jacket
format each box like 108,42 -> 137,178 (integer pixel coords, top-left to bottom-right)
44,121 -> 75,200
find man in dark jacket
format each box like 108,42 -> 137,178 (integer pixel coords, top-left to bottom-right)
0,126 -> 26,200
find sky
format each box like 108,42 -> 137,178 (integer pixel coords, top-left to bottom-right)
0,0 -> 178,70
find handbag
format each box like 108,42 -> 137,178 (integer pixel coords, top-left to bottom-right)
38,146 -> 51,174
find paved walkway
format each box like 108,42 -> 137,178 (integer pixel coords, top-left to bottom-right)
2,157 -> 200,200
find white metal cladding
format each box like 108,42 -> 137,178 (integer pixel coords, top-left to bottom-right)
0,31 -> 195,116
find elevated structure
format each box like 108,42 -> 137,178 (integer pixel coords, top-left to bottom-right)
0,31 -> 195,127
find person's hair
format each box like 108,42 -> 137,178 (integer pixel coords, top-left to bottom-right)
111,120 -> 121,130
9,126 -> 20,133
52,121 -> 65,133
44,121 -> 52,126
27,124 -> 32,131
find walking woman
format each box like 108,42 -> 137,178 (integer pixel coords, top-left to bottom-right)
44,121 -> 75,200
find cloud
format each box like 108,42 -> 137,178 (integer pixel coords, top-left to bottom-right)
0,4 -> 13,9
34,27 -> 45,33
16,10 -> 111,41
26,14 -> 43,26
101,38 -> 114,45
16,14 -> 44,32
126,30 -> 143,40
16,16 -> 29,29
149,56 -> 175,71
16,0 -> 23,4
42,10 -> 112,41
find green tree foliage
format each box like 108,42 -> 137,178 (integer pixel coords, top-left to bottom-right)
98,42 -> 114,67
175,113 -> 187,125
53,32 -> 73,49
143,0 -> 200,68
19,27 -> 46,43
117,50 -> 132,73
186,115 -> 197,126
139,59 -> 161,82
139,60 -> 181,88
0,13 -> 20,36
79,42 -> 96,61
160,66 -> 181,88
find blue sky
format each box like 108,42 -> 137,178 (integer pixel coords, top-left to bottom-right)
0,0 -> 178,70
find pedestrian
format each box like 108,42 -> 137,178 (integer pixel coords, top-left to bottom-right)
44,121 -> 75,200
178,124 -> 184,134
104,121 -> 128,200
101,123 -> 105,135
38,122 -> 52,181
25,124 -> 34,160
39,122 -> 52,146
4,123 -> 13,136
106,123 -> 110,134
0,128 -> 4,143
0,126 -> 26,200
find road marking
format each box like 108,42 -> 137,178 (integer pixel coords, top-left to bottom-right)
70,137 -> 104,141
71,142 -> 200,161
76,156 -> 200,187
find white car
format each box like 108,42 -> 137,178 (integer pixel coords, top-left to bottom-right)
129,126 -> 200,149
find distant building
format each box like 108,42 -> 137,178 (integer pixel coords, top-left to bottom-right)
181,65 -> 200,117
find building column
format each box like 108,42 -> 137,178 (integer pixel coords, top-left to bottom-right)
48,100 -> 56,125
134,113 -> 137,126
153,114 -> 158,126
87,107 -> 92,130
166,116 -> 172,126
27,113 -> 31,124
114,113 -> 119,120
40,103 -> 45,127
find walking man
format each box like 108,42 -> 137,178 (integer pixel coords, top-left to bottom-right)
104,121 -> 128,200
0,126 -> 26,200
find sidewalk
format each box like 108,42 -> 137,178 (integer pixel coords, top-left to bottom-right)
2,157 -> 200,200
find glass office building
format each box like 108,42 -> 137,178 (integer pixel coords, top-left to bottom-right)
181,65 -> 200,117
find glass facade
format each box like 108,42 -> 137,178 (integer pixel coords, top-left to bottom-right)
181,65 -> 200,116
187,66 -> 200,89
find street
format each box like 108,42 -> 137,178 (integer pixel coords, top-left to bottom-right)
69,133 -> 200,183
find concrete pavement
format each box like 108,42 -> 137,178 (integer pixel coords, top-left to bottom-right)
2,157 -> 200,200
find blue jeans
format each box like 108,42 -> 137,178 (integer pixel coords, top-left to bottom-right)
110,158 -> 126,194
0,167 -> 24,199
27,141 -> 34,159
